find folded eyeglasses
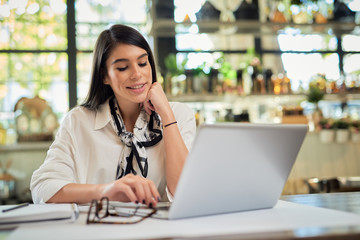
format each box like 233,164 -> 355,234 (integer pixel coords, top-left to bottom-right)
86,196 -> 157,224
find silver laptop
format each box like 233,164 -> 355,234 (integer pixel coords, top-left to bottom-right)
111,122 -> 308,220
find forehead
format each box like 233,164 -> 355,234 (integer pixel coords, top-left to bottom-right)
107,43 -> 148,63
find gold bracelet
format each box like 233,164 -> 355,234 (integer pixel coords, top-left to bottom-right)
163,121 -> 177,129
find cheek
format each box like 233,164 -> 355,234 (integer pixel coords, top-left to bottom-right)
105,71 -> 122,85
145,67 -> 152,81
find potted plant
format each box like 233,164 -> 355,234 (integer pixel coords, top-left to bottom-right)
318,118 -> 334,130
318,118 -> 335,143
333,118 -> 350,143
350,120 -> 360,142
215,53 -> 237,95
164,53 -> 187,95
192,62 -> 209,94
307,81 -> 325,130
307,84 -> 325,106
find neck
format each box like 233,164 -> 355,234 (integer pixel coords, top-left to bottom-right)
115,98 -> 141,132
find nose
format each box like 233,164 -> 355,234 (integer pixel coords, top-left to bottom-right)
130,65 -> 141,80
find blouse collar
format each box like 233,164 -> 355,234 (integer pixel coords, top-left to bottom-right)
94,98 -> 112,130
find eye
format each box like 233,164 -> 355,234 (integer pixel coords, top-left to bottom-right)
139,61 -> 148,67
116,66 -> 128,71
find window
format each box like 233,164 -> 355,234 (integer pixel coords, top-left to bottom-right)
74,0 -> 150,104
0,0 -> 149,127
0,0 -> 67,117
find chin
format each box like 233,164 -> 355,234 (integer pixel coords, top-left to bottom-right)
132,96 -> 147,104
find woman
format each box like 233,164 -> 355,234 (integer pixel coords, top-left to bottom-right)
30,24 -> 196,208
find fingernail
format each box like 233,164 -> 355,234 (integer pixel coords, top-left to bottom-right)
135,200 -> 139,204
142,199 -> 146,204
149,203 -> 153,208
157,196 -> 161,202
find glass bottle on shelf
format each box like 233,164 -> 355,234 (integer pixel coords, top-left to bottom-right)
272,73 -> 282,95
250,65 -> 258,93
312,0 -> 331,24
209,68 -> 219,94
0,123 -> 5,145
6,115 -> 17,145
41,106 -> 58,137
290,0 -> 312,24
269,0 -> 289,23
233,0 -> 259,21
282,73 -> 292,94
29,108 -> 41,134
257,74 -> 266,94
15,102 -> 30,140
185,70 -> 193,94
264,69 -> 273,94
236,69 -> 243,95
243,66 -> 252,95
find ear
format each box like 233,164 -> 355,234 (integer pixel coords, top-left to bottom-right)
103,74 -> 110,85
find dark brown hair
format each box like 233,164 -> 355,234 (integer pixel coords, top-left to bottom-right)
81,24 -> 157,110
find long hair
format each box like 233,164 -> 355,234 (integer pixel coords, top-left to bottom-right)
81,24 -> 158,110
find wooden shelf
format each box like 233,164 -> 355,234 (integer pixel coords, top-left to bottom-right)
0,141 -> 52,153
167,93 -> 360,103
152,20 -> 360,37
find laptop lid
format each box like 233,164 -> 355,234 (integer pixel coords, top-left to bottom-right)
168,122 -> 308,220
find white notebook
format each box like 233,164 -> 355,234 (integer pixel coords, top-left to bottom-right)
0,203 -> 78,229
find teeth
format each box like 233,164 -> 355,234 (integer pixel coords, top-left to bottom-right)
129,84 -> 144,89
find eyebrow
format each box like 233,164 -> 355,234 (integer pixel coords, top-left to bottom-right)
111,53 -> 148,65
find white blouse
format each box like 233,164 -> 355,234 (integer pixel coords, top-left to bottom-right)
30,99 -> 196,204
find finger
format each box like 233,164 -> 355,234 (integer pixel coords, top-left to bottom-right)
143,103 -> 153,115
148,181 -> 161,206
149,100 -> 153,107
117,183 -> 138,203
148,104 -> 155,112
146,100 -> 155,111
142,181 -> 156,208
143,100 -> 155,115
152,82 -> 161,89
132,180 -> 147,205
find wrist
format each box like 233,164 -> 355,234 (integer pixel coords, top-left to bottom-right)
159,110 -> 176,126
163,121 -> 177,129
98,182 -> 113,199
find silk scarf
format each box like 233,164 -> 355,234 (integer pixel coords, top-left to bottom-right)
109,97 -> 163,178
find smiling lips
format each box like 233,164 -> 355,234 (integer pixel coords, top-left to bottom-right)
127,83 -> 146,92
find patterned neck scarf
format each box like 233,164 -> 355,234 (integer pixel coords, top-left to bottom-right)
109,97 -> 163,179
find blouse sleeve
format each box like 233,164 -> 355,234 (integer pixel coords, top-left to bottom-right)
30,110 -> 79,204
170,102 -> 197,151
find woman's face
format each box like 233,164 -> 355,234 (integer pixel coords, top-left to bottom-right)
104,43 -> 152,107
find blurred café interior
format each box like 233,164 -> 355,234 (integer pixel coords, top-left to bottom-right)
0,0 -> 360,204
